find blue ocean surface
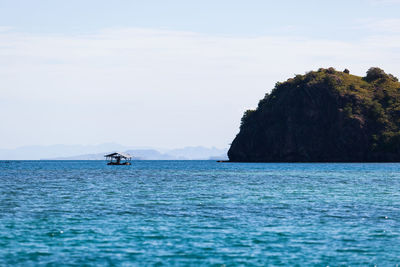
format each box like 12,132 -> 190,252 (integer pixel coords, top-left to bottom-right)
0,160 -> 399,266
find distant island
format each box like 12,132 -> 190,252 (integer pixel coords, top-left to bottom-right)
45,147 -> 228,161
0,144 -> 228,160
228,67 -> 400,162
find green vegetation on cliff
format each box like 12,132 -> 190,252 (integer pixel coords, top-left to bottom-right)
228,67 -> 400,162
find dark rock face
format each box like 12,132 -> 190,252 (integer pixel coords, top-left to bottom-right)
228,67 -> 400,162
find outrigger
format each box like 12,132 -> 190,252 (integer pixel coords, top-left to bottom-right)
104,152 -> 132,165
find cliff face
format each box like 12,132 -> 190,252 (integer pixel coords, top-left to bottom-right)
228,67 -> 400,162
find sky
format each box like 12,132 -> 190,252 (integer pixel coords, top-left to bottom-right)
1,0 -> 400,149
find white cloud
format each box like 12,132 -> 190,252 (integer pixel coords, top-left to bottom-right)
362,18 -> 400,33
369,0 -> 400,4
0,27 -> 399,149
0,26 -> 13,32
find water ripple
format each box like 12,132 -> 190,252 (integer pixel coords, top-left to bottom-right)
0,161 -> 399,265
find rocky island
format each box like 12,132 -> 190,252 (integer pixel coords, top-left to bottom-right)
228,67 -> 400,162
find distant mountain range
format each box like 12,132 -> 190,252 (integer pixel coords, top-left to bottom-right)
0,143 -> 228,160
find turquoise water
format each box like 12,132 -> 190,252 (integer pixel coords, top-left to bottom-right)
0,161 -> 399,265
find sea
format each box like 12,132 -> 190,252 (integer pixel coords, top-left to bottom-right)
0,160 -> 399,266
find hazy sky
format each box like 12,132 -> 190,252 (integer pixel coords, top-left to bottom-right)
1,0 -> 400,149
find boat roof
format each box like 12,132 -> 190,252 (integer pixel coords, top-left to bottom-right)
104,152 -> 132,158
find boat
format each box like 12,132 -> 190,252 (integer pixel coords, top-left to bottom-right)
104,152 -> 132,165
